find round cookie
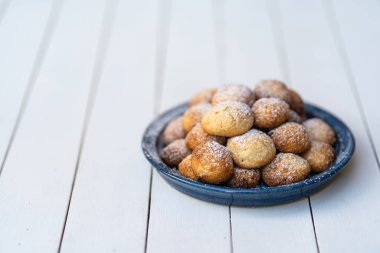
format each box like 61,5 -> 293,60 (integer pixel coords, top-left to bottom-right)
185,123 -> 226,150
201,101 -> 254,137
262,153 -> 311,187
191,141 -> 234,184
289,89 -> 304,115
178,155 -> 198,181
183,103 -> 211,133
254,80 -> 292,104
160,139 -> 191,168
288,110 -> 303,124
227,167 -> 261,188
162,116 -> 186,146
270,122 -> 311,154
303,118 -> 336,145
189,88 -> 216,106
252,98 -> 290,129
302,141 -> 335,173
227,129 -> 276,169
212,84 -> 255,106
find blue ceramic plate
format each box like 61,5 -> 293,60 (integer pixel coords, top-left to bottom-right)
142,103 -> 355,206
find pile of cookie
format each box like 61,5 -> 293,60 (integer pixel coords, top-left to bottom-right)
160,81 -> 336,188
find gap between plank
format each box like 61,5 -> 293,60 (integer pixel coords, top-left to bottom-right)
308,198 -> 320,253
0,0 -> 12,26
57,0 -> 118,251
266,1 -> 321,252
144,1 -> 171,252
322,0 -> 380,173
0,0 -> 65,178
211,1 -> 235,252
228,205 -> 234,253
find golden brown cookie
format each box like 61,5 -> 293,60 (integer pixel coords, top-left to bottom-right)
160,139 -> 191,168
303,118 -> 336,145
254,80 -> 292,104
262,153 -> 311,187
212,84 -> 255,106
178,155 -> 198,181
227,167 -> 261,188
189,88 -> 216,106
227,129 -> 276,169
252,98 -> 290,129
183,103 -> 212,133
201,101 -> 254,137
288,89 -> 304,115
270,122 -> 311,154
302,141 -> 335,173
288,110 -> 303,124
162,116 -> 186,146
185,123 -> 226,150
191,141 -> 234,184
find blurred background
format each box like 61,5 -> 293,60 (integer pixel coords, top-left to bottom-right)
0,0 -> 379,252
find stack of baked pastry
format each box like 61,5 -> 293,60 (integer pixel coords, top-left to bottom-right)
160,81 -> 336,188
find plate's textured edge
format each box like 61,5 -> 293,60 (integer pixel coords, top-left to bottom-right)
141,102 -> 355,206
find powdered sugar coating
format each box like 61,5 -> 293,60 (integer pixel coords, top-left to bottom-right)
287,110 -> 303,124
191,141 -> 234,184
289,89 -> 304,115
227,129 -> 276,169
183,103 -> 212,132
262,153 -> 311,187
303,118 -> 336,145
252,97 -> 290,129
212,84 -> 255,106
189,88 -> 216,106
185,123 -> 226,150
179,155 -> 198,181
159,82 -> 338,189
302,141 -> 335,173
162,116 -> 186,145
202,101 -> 254,137
227,167 -> 261,188
195,141 -> 231,162
254,80 -> 292,104
270,122 -> 311,154
160,139 -> 191,168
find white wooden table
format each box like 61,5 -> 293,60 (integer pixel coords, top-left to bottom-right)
0,0 -> 379,252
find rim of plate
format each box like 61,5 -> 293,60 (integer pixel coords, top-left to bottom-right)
141,102 -> 355,194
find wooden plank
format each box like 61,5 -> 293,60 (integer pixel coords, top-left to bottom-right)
0,0 -> 109,252
330,0 -> 380,162
0,0 -> 55,173
158,0 -> 220,112
223,1 -> 317,252
224,0 -> 284,84
278,0 -> 380,252
0,0 -> 11,25
59,0 -> 158,252
146,1 -> 231,252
